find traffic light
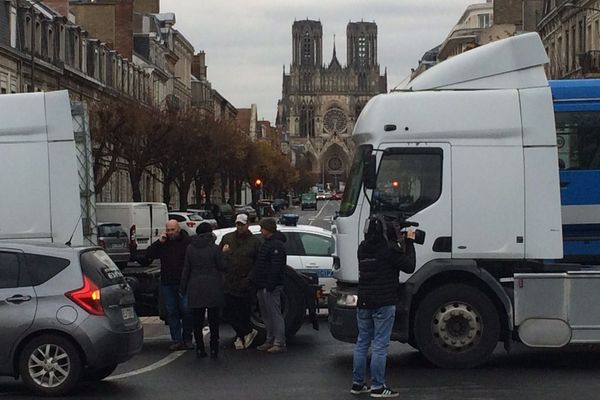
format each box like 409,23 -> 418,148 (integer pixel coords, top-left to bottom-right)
255,178 -> 262,187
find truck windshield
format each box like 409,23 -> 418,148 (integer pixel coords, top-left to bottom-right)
372,149 -> 442,217
339,145 -> 372,217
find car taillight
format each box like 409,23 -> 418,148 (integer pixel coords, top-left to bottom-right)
130,225 -> 137,251
186,222 -> 195,227
65,275 -> 104,316
98,239 -> 106,249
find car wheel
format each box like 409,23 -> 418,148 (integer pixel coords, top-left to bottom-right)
19,334 -> 82,396
414,283 -> 500,369
83,364 -> 118,381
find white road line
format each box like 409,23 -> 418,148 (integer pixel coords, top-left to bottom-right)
310,200 -> 330,226
105,350 -> 187,381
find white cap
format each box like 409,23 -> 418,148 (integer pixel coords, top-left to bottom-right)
235,214 -> 248,225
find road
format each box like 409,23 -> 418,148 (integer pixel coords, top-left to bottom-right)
4,202 -> 600,399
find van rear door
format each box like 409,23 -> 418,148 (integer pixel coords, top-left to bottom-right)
133,205 -> 152,250
151,204 -> 168,243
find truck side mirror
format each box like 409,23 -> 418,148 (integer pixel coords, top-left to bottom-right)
363,154 -> 377,190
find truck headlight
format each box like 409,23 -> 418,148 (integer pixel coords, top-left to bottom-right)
337,294 -> 358,307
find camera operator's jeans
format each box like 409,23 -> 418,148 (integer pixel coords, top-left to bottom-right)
352,305 -> 396,390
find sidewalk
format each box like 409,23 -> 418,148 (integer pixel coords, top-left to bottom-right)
140,316 -> 171,341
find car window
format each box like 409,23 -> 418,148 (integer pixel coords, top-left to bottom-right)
80,249 -> 125,288
24,254 -> 71,286
0,252 -> 20,289
99,224 -> 126,238
169,214 -> 186,222
298,233 -> 333,257
251,232 -> 299,255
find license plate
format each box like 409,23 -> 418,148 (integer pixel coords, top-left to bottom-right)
137,238 -> 149,244
121,306 -> 135,320
316,269 -> 333,277
110,243 -> 125,249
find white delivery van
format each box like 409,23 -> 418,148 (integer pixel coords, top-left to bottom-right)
96,202 -> 168,264
0,91 -> 86,246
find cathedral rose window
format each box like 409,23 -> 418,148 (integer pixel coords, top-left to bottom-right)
323,108 -> 348,133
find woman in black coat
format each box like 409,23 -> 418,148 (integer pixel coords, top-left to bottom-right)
180,222 -> 228,358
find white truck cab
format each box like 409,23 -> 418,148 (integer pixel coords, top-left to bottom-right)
329,33 -> 600,368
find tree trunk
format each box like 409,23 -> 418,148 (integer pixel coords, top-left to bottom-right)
194,177 -> 203,205
220,173 -> 227,203
128,166 -> 143,202
94,154 -> 119,194
177,178 -> 192,211
162,176 -> 173,208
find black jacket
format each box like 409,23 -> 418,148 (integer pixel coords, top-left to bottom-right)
146,230 -> 191,285
180,233 -> 228,308
357,237 -> 415,309
253,231 -> 286,291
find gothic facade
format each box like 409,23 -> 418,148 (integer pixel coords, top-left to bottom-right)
277,20 -> 387,190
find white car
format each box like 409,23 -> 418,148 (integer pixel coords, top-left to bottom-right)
213,224 -> 335,297
168,211 -> 214,236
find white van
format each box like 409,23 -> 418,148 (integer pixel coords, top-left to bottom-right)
96,202 -> 168,264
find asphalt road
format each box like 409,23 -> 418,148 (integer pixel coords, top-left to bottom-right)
5,203 -> 600,399
5,317 -> 600,400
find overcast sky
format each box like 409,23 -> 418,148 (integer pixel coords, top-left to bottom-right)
161,0 -> 477,121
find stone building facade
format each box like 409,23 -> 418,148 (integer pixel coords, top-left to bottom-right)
277,20 -> 387,190
538,0 -> 600,79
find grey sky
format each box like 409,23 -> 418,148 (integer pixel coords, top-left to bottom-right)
161,0 -> 476,121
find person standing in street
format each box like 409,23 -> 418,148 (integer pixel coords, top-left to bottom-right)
254,218 -> 287,353
147,220 -> 193,351
351,217 -> 416,398
221,213 -> 261,350
180,222 -> 228,359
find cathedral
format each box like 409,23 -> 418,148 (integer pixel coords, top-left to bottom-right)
276,19 -> 387,190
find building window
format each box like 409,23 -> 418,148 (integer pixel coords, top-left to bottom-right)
358,35 -> 367,66
302,32 -> 312,65
478,14 -> 490,28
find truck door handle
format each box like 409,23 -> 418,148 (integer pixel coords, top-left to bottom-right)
560,181 -> 570,188
6,295 -> 32,304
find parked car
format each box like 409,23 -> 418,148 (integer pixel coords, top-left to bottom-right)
301,192 -> 317,211
97,222 -> 130,269
168,211 -> 206,235
255,200 -> 275,218
0,242 -> 143,396
188,203 -> 235,228
213,224 -> 335,298
234,204 -> 257,222
331,191 -> 343,200
316,192 -> 327,201
186,209 -> 219,229
96,202 -> 168,265
273,198 -> 289,212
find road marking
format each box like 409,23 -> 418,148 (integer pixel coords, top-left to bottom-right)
310,200 -> 330,226
105,350 -> 187,381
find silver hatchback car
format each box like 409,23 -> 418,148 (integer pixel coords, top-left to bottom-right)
0,242 -> 143,396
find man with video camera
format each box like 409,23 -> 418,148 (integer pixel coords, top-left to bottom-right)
351,216 -> 418,398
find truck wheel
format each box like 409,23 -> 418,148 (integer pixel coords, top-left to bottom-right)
249,275 -> 306,340
414,283 -> 500,369
83,364 -> 118,381
19,334 -> 82,396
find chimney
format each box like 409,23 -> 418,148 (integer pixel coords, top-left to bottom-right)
115,0 -> 134,59
44,0 -> 69,17
192,52 -> 207,80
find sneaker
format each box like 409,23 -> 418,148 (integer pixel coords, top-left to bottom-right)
256,342 -> 273,351
234,337 -> 245,350
351,383 -> 369,395
266,345 -> 287,353
243,329 -> 258,349
370,387 -> 399,398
